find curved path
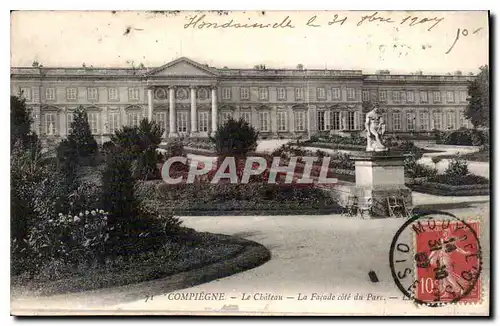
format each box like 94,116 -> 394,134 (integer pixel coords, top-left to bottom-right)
113,198 -> 489,315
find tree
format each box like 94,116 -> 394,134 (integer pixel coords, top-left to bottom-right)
11,95 -> 38,150
465,65 -> 489,128
211,118 -> 258,157
111,118 -> 164,180
67,106 -> 98,159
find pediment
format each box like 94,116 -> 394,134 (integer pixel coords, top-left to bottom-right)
148,57 -> 217,77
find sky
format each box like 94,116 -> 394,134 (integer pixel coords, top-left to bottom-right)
10,10 -> 489,75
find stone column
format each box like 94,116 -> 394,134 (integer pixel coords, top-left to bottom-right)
147,88 -> 153,121
169,86 -> 177,137
190,86 -> 198,137
211,86 -> 218,136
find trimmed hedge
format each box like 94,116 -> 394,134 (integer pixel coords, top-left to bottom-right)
407,181 -> 489,196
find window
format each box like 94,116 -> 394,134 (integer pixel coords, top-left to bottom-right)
258,111 -> 270,132
240,111 -> 251,124
177,112 -> 188,133
295,88 -> 304,101
67,112 -> 74,133
154,112 -> 166,134
459,111 -> 468,128
87,87 -> 98,101
221,112 -> 232,124
446,111 -> 456,130
128,88 -> 140,101
393,111 -> 401,130
127,112 -> 141,127
332,88 -> 341,100
407,91 -> 414,102
447,91 -> 455,103
379,90 -> 387,102
87,112 -> 99,134
433,91 -> 441,103
400,91 -> 407,103
317,111 -> 326,131
392,91 -> 400,103
240,87 -> 250,100
317,87 -> 326,100
419,112 -> 429,131
259,87 -> 269,100
362,90 -> 370,102
222,87 -> 232,100
277,87 -> 287,101
44,112 -> 57,135
66,87 -> 77,100
45,88 -> 56,100
347,111 -> 355,130
347,88 -> 356,100
295,111 -> 306,132
433,111 -> 442,130
420,91 -> 428,103
108,111 -> 120,134
108,87 -> 119,101
406,112 -> 416,131
330,111 -> 341,130
20,87 -> 32,101
198,111 -> 209,132
460,91 -> 467,102
277,111 -> 287,132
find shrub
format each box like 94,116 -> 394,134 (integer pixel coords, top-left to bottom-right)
431,156 -> 442,165
11,140 -> 47,244
100,152 -> 139,240
212,118 -> 258,157
445,156 -> 469,177
404,154 -> 437,179
11,95 -> 39,150
67,106 -> 98,160
111,119 -> 165,180
24,210 -> 110,271
163,139 -> 186,158
441,128 -> 486,146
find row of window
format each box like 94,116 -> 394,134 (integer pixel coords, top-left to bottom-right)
19,86 -> 468,105
386,110 -> 468,131
40,108 -> 470,136
40,110 -> 310,135
221,87 -> 358,101
19,87 -> 141,102
363,90 -> 468,103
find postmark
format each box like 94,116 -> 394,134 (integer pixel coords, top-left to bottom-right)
389,211 -> 482,306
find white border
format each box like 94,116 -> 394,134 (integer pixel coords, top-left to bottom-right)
3,1 -> 497,325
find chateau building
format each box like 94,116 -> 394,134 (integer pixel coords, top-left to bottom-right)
10,57 -> 474,144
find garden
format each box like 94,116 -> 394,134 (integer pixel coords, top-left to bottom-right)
152,118 -> 344,215
10,98 -> 270,297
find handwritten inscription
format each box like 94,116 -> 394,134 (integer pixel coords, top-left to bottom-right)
184,12 -> 444,31
183,12 -> 484,54
446,27 -> 484,54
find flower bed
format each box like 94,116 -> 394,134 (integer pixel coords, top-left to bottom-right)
11,230 -> 256,297
137,181 -> 343,215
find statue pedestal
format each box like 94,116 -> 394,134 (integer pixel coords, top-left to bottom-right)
350,152 -> 412,218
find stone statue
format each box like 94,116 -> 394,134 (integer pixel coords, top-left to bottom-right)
365,104 -> 387,152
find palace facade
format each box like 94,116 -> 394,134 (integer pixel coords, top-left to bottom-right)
10,57 -> 474,144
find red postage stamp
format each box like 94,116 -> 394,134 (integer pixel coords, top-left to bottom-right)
413,220 -> 481,304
